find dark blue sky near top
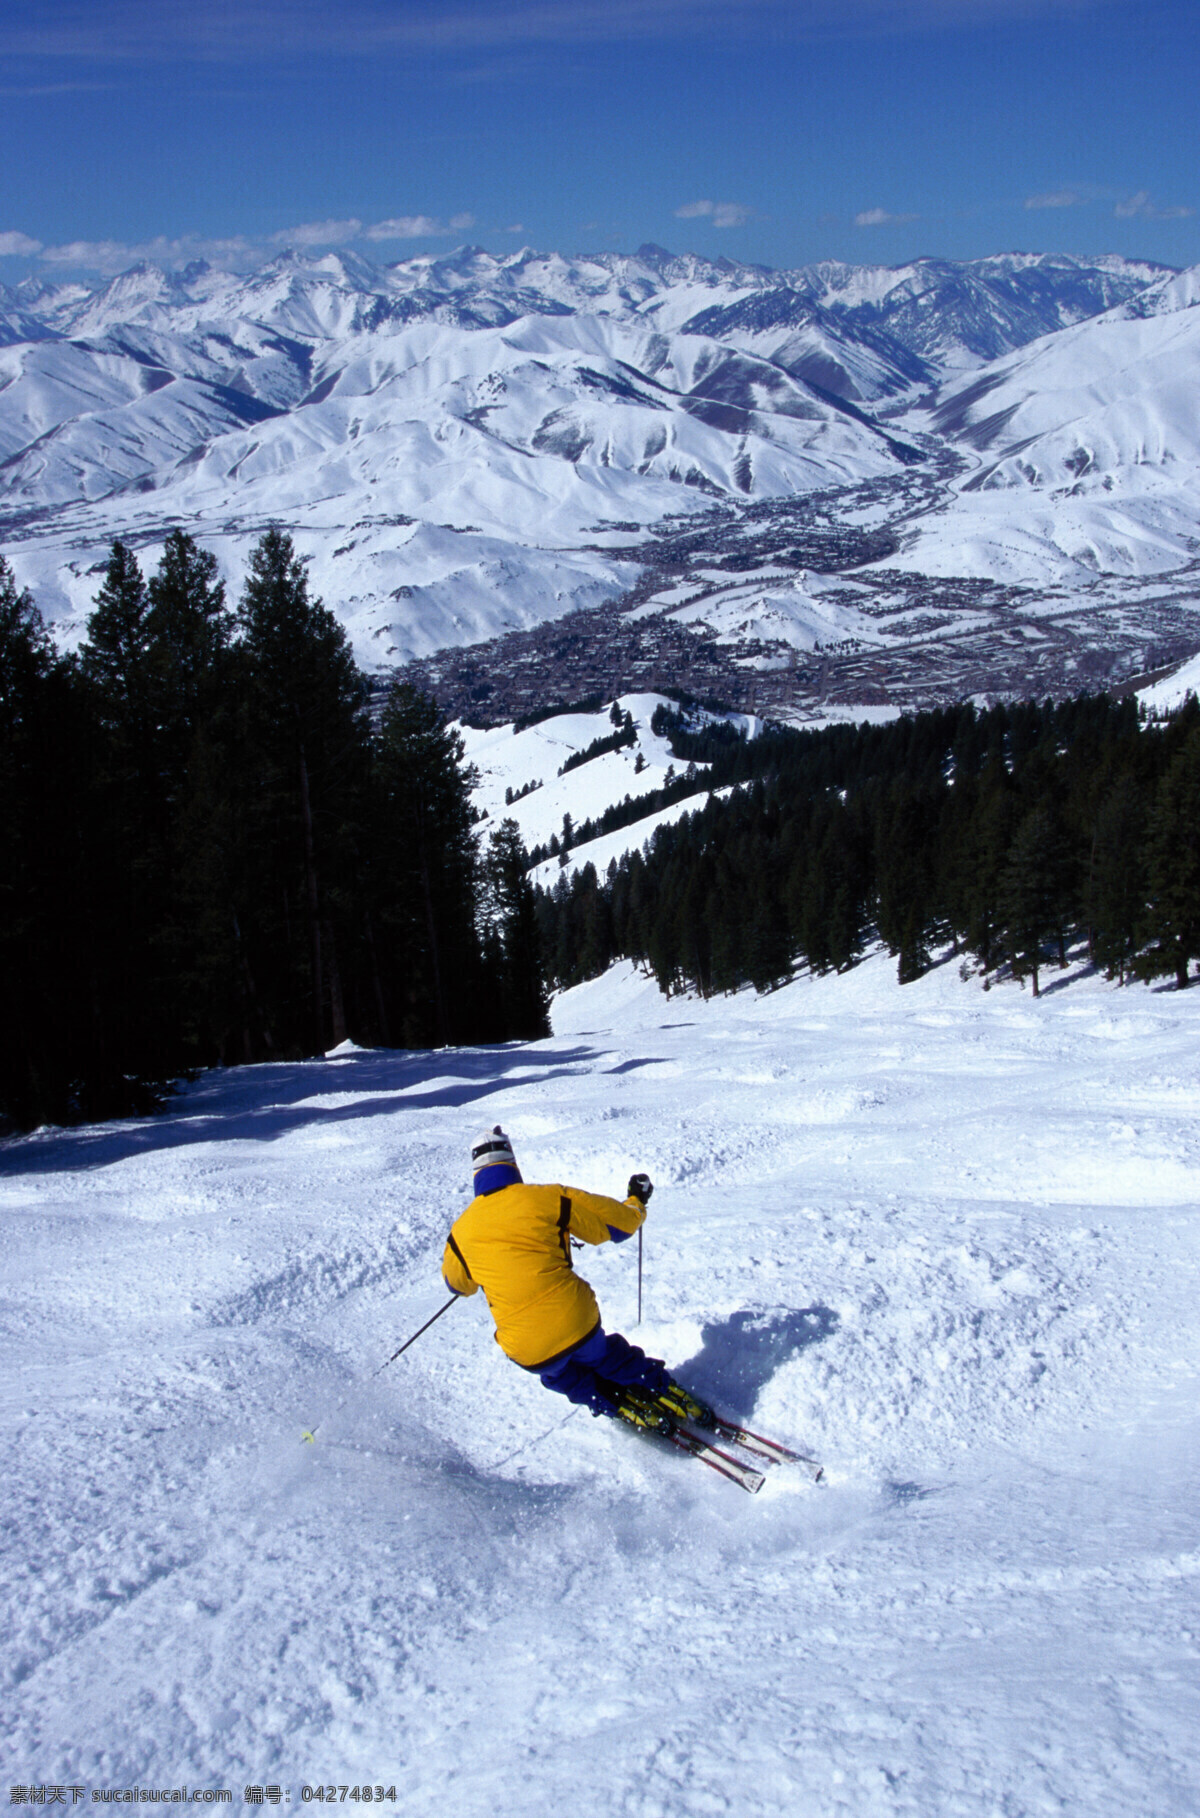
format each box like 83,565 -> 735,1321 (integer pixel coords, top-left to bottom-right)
0,0 -> 1197,279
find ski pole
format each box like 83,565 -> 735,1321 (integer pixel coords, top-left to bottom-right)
637,1224 -> 643,1326
302,1294 -> 459,1443
371,1293 -> 459,1376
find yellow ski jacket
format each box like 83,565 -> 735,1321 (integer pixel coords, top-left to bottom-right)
441,1182 -> 646,1369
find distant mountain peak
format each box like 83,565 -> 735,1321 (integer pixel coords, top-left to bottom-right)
0,239 -> 1188,686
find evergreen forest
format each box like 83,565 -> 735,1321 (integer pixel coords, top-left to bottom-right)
0,533 -> 549,1131
535,694 -> 1200,1003
6,528 -> 1200,1137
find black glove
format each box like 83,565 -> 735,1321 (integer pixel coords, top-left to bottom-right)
627,1172 -> 653,1205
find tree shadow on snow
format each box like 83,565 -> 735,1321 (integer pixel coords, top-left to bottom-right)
674,1305 -> 840,1420
0,1042 -> 604,1178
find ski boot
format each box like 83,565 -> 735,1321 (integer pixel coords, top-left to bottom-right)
607,1384 -> 675,1436
653,1379 -> 716,1429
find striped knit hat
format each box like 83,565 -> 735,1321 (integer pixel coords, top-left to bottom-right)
471,1125 -> 522,1196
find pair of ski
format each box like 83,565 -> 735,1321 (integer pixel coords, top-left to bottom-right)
654,1411 -> 823,1495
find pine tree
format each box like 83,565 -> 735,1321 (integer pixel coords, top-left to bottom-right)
79,541 -> 153,736
238,528 -> 369,1054
78,540 -> 185,1087
2,559 -> 153,1124
373,682 -> 481,1046
961,765 -> 1017,971
136,533 -> 240,1060
1088,777 -> 1146,983
0,561 -> 53,786
0,564 -> 61,1124
999,807 -> 1067,996
485,818 -> 551,1039
796,800 -> 867,974
874,784 -> 940,981
709,853 -> 744,994
1137,729 -> 1200,989
575,863 -> 614,983
147,529 -> 231,774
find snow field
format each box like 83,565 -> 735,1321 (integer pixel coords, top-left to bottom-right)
2,952 -> 1199,1812
888,270 -> 1200,588
462,692 -> 682,848
464,692 -> 762,882
1139,651 -> 1200,714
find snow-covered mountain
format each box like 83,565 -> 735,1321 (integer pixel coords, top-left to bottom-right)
800,250 -> 1166,368
8,244 -> 1163,351
0,243 -> 1178,672
673,250 -> 1165,395
892,262 -> 1200,584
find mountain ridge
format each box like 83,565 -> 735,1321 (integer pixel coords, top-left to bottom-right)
2,241 -> 1196,716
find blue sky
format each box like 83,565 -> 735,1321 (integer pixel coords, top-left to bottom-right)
1,0 -> 1197,282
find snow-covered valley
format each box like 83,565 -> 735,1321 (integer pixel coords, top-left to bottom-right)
6,243 -> 1200,718
3,951 -> 1199,1812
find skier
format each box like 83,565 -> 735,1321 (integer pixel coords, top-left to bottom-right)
441,1126 -> 712,1433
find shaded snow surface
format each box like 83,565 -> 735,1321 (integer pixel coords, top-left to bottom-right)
3,952 -> 1200,1812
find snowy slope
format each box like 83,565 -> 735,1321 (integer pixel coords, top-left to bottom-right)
677,291 -> 932,402
464,692 -> 690,846
0,309 -> 904,667
1138,648 -> 1200,712
881,262 -> 1200,585
660,567 -> 895,652
3,950 -> 1199,1810
528,788 -> 738,888
668,250 -> 1163,401
810,250 -> 1167,370
464,691 -> 761,884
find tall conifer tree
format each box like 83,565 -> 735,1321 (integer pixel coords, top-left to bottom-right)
373,682 -> 480,1046
80,541 -> 153,732
485,818 -> 551,1039
1137,729 -> 1200,989
238,527 -> 368,1054
147,530 -> 231,772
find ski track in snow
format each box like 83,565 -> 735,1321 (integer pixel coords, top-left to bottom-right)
2,953 -> 1199,1813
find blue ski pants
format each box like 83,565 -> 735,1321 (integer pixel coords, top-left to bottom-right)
536,1324 -> 670,1417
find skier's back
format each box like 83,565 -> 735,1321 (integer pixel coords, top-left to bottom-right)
442,1126 -> 711,1430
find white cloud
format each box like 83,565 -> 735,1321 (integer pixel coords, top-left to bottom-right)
1025,189 -> 1082,209
364,215 -> 449,240
38,234 -> 257,274
503,222 -> 526,234
271,213 -> 476,245
1114,190 -> 1151,218
22,211 -> 480,277
1114,189 -> 1193,221
272,217 -> 363,247
854,206 -> 918,226
674,198 -> 752,227
0,81 -> 112,96
0,0 -> 1133,64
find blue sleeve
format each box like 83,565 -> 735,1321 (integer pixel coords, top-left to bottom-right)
606,1225 -> 634,1244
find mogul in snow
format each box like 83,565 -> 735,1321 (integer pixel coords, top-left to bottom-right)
441,1126 -> 711,1432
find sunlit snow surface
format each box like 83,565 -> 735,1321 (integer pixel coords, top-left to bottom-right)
893,265 -> 1200,586
2,247 -> 1190,671
3,952 -> 1200,1812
